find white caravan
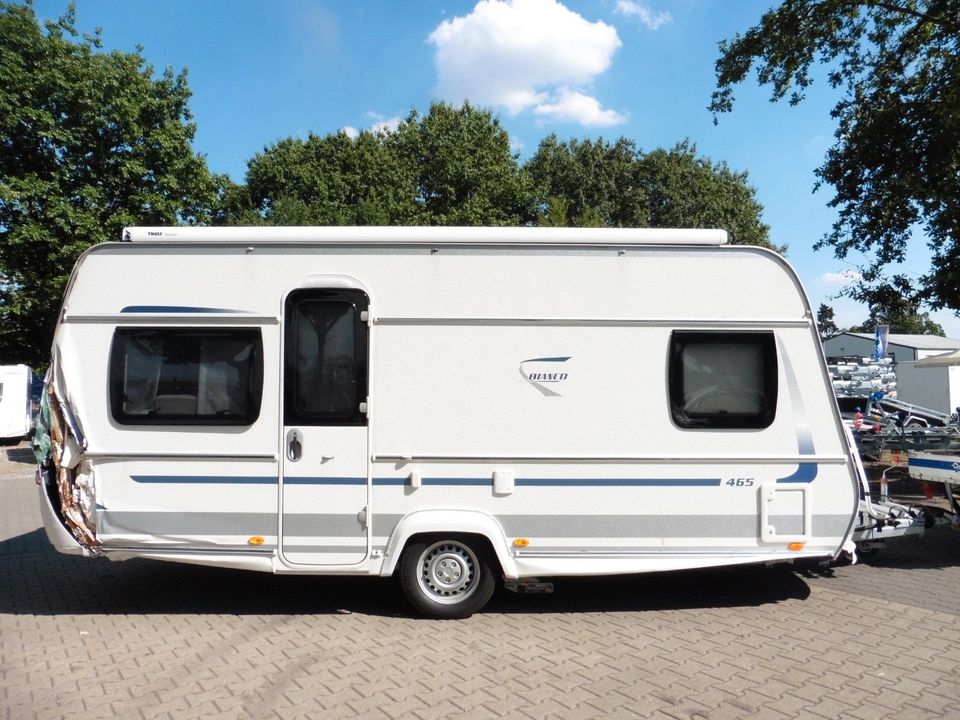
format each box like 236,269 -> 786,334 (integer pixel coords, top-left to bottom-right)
37,226 -> 860,617
1,364 -> 32,441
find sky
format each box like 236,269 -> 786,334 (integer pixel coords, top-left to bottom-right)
30,0 -> 960,337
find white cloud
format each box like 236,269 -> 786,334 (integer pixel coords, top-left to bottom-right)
817,270 -> 863,285
428,0 -> 624,126
533,88 -> 626,126
367,112 -> 402,135
614,1 -> 672,31
341,113 -> 402,139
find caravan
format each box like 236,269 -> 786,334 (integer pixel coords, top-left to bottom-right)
37,226 -> 859,617
1,364 -> 32,442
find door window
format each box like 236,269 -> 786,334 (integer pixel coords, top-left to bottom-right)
285,290 -> 368,426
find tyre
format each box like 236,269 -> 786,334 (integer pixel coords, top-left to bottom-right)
399,536 -> 496,619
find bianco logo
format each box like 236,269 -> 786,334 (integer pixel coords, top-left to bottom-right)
519,356 -> 571,397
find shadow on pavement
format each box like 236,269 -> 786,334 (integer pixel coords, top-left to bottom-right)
4,447 -> 35,465
1,528 -> 812,618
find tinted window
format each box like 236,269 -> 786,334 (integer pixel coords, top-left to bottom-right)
111,328 -> 263,425
285,290 -> 368,426
669,331 -> 777,429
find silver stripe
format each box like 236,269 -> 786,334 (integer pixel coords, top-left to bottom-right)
283,514 -> 365,537
98,511 -> 850,540
62,314 -> 279,325
497,514 -> 852,539
513,548 -> 833,557
376,317 -> 810,328
282,546 -> 376,554
100,512 -> 401,538
372,454 -> 848,464
100,511 -> 277,536
100,543 -> 275,554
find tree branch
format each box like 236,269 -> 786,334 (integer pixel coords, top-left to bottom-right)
859,0 -> 959,30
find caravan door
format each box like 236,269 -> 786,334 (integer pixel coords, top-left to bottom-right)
279,288 -> 370,565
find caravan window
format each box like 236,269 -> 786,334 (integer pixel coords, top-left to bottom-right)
669,331 -> 777,429
110,328 -> 263,425
284,289 -> 368,426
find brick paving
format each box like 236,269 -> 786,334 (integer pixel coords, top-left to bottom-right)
2,441 -> 959,720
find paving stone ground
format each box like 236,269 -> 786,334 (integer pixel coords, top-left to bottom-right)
2,441 -> 959,720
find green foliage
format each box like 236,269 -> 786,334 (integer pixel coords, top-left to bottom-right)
245,130 -> 420,225
395,103 -> 535,226
527,137 -> 777,250
816,303 -> 839,341
241,102 -> 536,227
526,135 -> 647,228
712,0 -> 960,311
0,1 -> 218,365
846,284 -> 945,335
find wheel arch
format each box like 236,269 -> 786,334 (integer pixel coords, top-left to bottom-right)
380,509 -> 518,579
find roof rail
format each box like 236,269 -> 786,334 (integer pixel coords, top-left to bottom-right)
122,226 -> 729,246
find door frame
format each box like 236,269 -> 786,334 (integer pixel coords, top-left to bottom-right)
277,275 -> 374,570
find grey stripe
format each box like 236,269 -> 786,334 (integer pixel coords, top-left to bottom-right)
98,511 -> 850,541
101,543 -> 276,553
100,512 -> 402,538
769,516 -> 803,535
100,511 -> 276,537
282,546 -> 375,554
497,514 -> 851,539
283,514 -> 365,537
514,548 -> 823,556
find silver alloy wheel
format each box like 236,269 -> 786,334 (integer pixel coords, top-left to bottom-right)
416,540 -> 479,605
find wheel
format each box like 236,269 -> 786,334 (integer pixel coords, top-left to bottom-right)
399,536 -> 496,619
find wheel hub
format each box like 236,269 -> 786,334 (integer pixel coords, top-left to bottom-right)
418,542 -> 478,604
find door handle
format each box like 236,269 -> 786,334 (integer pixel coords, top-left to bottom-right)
286,429 -> 303,462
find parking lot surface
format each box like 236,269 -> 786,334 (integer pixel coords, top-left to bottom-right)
3,442 -> 959,720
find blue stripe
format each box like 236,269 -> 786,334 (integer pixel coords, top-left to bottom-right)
131,475 -> 277,485
908,457 -> 960,472
120,305 -> 245,314
776,463 -> 818,484
516,478 -> 719,487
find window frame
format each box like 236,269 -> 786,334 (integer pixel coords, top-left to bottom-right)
668,330 -> 778,430
109,327 -> 264,426
283,288 -> 369,427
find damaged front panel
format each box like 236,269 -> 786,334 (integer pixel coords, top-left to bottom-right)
36,364 -> 100,555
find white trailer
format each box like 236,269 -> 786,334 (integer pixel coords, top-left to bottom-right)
0,364 -> 32,441
37,226 -> 860,617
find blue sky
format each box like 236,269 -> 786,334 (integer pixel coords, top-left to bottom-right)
31,0 -> 958,337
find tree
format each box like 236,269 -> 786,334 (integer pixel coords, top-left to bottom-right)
816,303 -> 839,341
394,102 -> 535,226
241,102 -> 536,227
245,130 -> 420,226
0,2 -> 219,365
711,0 -> 960,312
525,135 -> 647,228
847,286 -> 945,335
526,137 -> 778,250
638,141 -> 775,250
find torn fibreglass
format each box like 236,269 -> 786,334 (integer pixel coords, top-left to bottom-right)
37,366 -> 100,554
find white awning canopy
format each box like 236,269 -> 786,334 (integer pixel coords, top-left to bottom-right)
915,350 -> 960,367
